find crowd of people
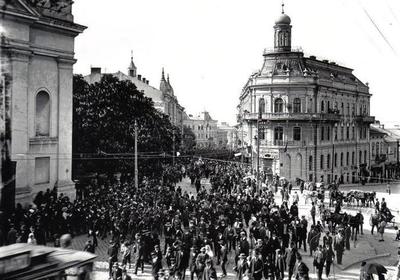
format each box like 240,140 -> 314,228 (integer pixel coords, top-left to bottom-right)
0,158 -> 396,280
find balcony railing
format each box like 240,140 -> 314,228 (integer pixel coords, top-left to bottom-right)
244,112 -> 341,122
354,115 -> 375,123
260,140 -> 305,147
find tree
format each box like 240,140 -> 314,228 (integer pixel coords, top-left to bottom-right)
73,74 -> 180,178
182,125 -> 196,153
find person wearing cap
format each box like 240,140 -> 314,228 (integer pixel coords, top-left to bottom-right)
111,262 -> 122,280
286,242 -> 298,280
164,223 -> 174,254
108,240 -> 119,279
189,247 -> 198,280
313,245 -> 324,280
333,230 -> 344,265
323,243 -> 335,279
307,225 -> 319,257
223,222 -> 237,252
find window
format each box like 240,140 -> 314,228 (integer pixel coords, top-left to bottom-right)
346,152 -> 349,166
293,98 -> 301,113
340,152 -> 343,166
334,127 -> 338,141
259,98 -> 265,114
327,127 -> 331,141
347,103 -> 350,115
364,150 -> 367,164
274,126 -> 284,141
334,153 -> 338,167
309,156 -> 313,171
35,91 -> 50,136
341,102 -> 344,114
321,127 -> 325,141
352,126 -> 355,140
274,98 -> 284,113
372,143 -> 375,155
320,155 -> 324,169
346,127 -> 350,140
35,157 -> 50,184
327,154 -> 331,169
293,127 -> 301,141
352,151 -> 355,165
321,100 -> 325,112
259,128 -> 265,140
340,127 -> 344,140
352,104 -> 355,116
359,151 -> 362,164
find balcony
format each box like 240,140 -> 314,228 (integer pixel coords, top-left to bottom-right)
354,115 -> 375,123
244,112 -> 341,123
375,154 -> 387,164
260,140 -> 305,148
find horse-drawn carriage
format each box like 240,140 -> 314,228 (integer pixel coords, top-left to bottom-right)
343,190 -> 376,207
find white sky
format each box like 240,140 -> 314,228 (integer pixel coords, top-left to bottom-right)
73,0 -> 400,126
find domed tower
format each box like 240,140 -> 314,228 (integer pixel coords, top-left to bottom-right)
274,3 -> 292,52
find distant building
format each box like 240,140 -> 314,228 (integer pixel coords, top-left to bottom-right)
237,7 -> 374,183
0,0 -> 85,206
183,111 -> 218,148
370,123 -> 400,181
217,122 -> 238,150
84,56 -> 184,130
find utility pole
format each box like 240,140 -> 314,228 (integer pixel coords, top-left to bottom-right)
397,139 -> 399,178
134,120 -> 138,189
257,111 -> 261,191
172,129 -> 175,165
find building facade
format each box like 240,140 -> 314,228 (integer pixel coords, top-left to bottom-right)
183,111 -> 218,148
217,122 -> 238,150
0,0 -> 85,206
237,9 -> 374,184
84,57 -> 185,130
369,123 -> 399,181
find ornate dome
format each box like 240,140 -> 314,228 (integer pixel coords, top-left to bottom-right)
275,13 -> 291,25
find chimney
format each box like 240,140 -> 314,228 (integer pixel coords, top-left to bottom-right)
146,80 -> 149,85
137,74 -> 142,80
91,67 -> 101,74
142,77 -> 146,83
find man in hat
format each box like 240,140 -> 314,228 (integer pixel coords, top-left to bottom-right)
202,259 -> 217,280
299,215 -> 308,253
219,240 -> 228,277
286,242 -> 298,280
235,253 -> 248,280
151,250 -> 162,280
296,255 -> 309,280
313,245 -> 325,280
111,262 -> 122,280
165,223 -> 174,254
108,240 -> 119,279
189,246 -> 198,280
334,230 -> 345,265
323,231 -> 333,249
223,222 -> 236,252
134,236 -> 145,274
307,225 -> 319,257
196,247 -> 207,279
120,266 -> 132,280
249,249 -> 263,280
323,243 -> 335,279
239,231 -> 250,257
275,249 -> 286,280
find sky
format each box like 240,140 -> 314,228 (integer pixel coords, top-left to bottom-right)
73,0 -> 400,127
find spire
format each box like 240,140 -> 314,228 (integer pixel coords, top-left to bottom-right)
128,50 -> 136,77
281,0 -> 285,14
167,74 -> 170,84
161,67 -> 165,80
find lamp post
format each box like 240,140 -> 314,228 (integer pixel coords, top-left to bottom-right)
256,111 -> 262,191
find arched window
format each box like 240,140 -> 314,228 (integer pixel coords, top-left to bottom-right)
259,98 -> 265,114
36,91 -> 50,136
274,98 -> 284,113
293,98 -> 301,113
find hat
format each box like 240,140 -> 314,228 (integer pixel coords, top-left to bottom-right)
165,223 -> 172,227
200,247 -> 206,252
239,253 -> 246,258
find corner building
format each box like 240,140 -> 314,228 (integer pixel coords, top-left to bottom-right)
237,10 -> 374,184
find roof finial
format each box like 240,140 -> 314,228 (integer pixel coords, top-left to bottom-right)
130,50 -> 133,60
162,67 -> 165,79
167,74 -> 170,84
281,0 -> 285,14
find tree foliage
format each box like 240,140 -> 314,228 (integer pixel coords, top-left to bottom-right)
182,125 -> 196,153
73,74 -> 181,177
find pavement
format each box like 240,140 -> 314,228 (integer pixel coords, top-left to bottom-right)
67,178 -> 400,279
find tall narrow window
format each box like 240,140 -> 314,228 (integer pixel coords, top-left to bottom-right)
293,98 -> 301,113
35,157 -> 50,184
327,127 -> 331,141
259,98 -> 265,114
359,151 -> 362,164
327,154 -> 331,169
320,155 -> 324,169
346,127 -> 350,140
321,127 -> 325,141
309,156 -> 313,171
346,152 -> 349,166
334,153 -> 338,167
364,150 -> 367,164
321,100 -> 325,112
293,127 -> 301,141
274,98 -> 284,113
36,91 -> 50,136
352,151 -> 355,165
274,126 -> 284,141
340,152 -> 344,166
